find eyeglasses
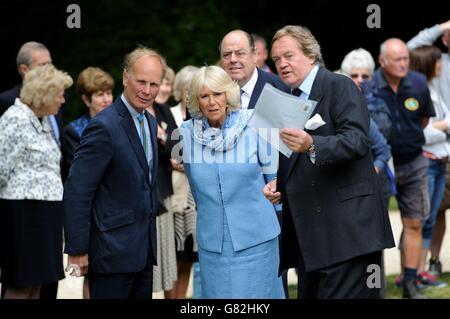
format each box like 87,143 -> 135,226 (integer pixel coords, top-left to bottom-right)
350,73 -> 370,80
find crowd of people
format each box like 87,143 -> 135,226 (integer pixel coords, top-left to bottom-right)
0,19 -> 450,299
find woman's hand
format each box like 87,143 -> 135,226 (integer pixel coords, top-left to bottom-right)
263,179 -> 281,204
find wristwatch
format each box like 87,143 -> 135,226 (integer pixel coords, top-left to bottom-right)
307,142 -> 315,154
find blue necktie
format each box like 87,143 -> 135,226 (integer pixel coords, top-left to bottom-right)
137,113 -> 148,159
291,88 -> 302,97
137,113 -> 153,184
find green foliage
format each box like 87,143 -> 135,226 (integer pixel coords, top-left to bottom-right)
389,197 -> 398,211
55,0 -> 240,123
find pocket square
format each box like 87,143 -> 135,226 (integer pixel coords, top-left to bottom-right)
305,114 -> 326,130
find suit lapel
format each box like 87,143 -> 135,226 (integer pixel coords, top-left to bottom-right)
287,67 -> 325,179
115,99 -> 150,183
145,111 -> 158,187
248,68 -> 264,109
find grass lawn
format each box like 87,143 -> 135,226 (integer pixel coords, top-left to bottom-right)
389,196 -> 398,211
288,272 -> 450,299
386,272 -> 450,299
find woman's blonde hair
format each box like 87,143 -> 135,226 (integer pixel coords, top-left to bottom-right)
188,66 -> 240,116
20,64 -> 72,110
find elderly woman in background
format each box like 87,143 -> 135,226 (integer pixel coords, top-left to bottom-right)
62,67 -> 114,176
61,66 -> 114,299
0,64 -> 72,299
340,48 -> 375,87
155,67 -> 175,105
166,65 -> 199,299
145,67 -> 179,298
171,66 -> 198,125
179,65 -> 284,298
340,48 -> 396,208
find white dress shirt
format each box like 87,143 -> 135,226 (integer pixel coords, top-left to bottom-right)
240,69 -> 259,109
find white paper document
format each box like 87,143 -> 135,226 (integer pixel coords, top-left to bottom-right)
247,83 -> 317,157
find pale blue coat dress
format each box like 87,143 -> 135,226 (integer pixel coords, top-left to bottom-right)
180,109 -> 285,299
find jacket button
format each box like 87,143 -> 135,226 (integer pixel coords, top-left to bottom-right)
316,207 -> 321,213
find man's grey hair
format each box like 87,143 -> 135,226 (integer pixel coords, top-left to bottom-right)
379,38 -> 405,57
16,41 -> 49,67
272,25 -> 324,66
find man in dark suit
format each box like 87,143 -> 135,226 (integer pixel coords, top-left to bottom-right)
0,41 -> 61,299
63,47 -> 164,299
264,25 -> 395,299
219,29 -> 289,109
0,42 -> 52,113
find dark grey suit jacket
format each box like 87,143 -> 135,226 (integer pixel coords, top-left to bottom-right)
279,67 -> 395,272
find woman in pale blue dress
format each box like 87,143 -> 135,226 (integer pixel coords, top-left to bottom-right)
179,65 -> 284,299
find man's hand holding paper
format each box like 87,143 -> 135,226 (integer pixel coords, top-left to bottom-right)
280,128 -> 314,153
247,83 -> 317,157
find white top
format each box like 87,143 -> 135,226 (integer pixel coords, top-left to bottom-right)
170,102 -> 185,127
0,98 -> 63,201
423,86 -> 450,159
240,68 -> 258,109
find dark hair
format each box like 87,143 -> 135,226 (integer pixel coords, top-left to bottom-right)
409,45 -> 442,81
247,32 -> 256,52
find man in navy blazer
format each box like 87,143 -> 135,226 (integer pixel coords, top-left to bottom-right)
264,25 -> 395,299
63,47 -> 165,299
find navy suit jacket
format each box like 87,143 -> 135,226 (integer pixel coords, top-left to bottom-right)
63,97 -> 159,274
0,84 -> 21,116
278,67 -> 395,272
247,68 -> 290,109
